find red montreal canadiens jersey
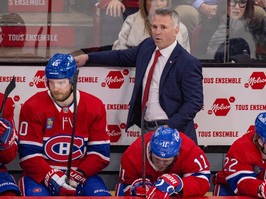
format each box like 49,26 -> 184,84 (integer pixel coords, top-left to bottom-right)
116,132 -> 211,197
0,93 -> 17,170
18,90 -> 110,183
215,131 -> 266,197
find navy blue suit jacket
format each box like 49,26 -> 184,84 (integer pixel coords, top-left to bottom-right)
88,38 -> 203,143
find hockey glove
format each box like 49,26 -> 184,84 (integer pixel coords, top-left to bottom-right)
44,168 -> 76,196
130,178 -> 152,197
258,180 -> 266,198
147,174 -> 183,199
147,187 -> 171,199
0,117 -> 15,150
67,169 -> 86,188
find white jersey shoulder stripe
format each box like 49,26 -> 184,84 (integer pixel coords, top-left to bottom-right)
19,140 -> 43,147
88,140 -> 110,145
225,170 -> 254,181
20,153 -> 44,162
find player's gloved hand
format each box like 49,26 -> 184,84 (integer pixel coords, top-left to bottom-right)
258,180 -> 266,198
130,178 -> 152,197
0,117 -> 16,150
44,168 -> 76,196
147,174 -> 183,199
67,169 -> 86,188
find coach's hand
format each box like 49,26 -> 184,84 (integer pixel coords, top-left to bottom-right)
147,174 -> 183,199
0,117 -> 16,150
74,54 -> 88,67
130,178 -> 152,197
44,168 -> 76,196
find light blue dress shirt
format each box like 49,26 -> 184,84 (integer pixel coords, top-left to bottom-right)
192,0 -> 219,9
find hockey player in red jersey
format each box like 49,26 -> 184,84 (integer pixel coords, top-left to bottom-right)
115,126 -> 211,198
0,93 -> 20,196
18,53 -> 111,196
213,112 -> 266,198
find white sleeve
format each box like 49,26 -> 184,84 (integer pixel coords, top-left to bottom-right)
177,22 -> 191,53
112,14 -> 135,50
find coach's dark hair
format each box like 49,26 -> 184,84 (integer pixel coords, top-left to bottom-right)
154,8 -> 180,27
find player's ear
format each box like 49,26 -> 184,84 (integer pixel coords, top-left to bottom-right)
175,26 -> 179,35
258,138 -> 264,147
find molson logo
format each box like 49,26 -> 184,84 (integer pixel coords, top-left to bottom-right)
245,72 -> 266,89
14,95 -> 20,102
208,97 -> 235,116
30,70 -> 46,88
102,69 -> 129,89
107,124 -> 122,143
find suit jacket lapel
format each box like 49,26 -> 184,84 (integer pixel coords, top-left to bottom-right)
160,44 -> 180,88
139,44 -> 157,80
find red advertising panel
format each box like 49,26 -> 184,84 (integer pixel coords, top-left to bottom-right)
0,26 -> 75,47
1,66 -> 266,146
8,0 -> 65,12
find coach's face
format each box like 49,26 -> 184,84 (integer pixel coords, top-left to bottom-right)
48,78 -> 73,104
151,14 -> 178,49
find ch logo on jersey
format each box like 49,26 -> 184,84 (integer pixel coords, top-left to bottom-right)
44,135 -> 85,162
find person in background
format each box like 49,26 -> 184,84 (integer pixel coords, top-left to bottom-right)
252,0 -> 266,59
75,8 -> 203,143
0,92 -> 20,196
173,0 -> 264,35
112,0 -> 191,53
255,0 -> 266,9
175,0 -> 265,59
253,15 -> 266,59
18,53 -> 111,196
213,112 -> 266,198
206,0 -> 256,61
115,126 -> 211,197
253,0 -> 266,27
174,0 -> 220,36
97,0 -> 139,20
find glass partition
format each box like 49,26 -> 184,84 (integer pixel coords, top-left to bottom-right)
0,0 -> 265,63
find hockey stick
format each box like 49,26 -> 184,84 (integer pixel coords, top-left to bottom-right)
0,76 -> 16,117
141,106 -> 147,189
66,69 -> 79,184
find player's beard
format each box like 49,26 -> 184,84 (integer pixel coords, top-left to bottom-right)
155,158 -> 176,172
51,88 -> 73,103
153,160 -> 173,172
156,166 -> 168,172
